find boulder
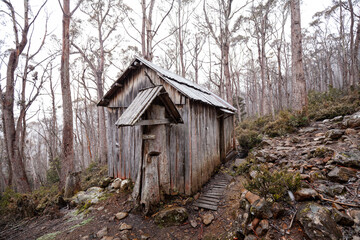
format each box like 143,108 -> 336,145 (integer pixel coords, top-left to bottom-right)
342,111 -> 360,128
325,184 -> 345,197
255,219 -> 269,237
297,202 -> 342,240
154,207 -> 188,226
202,212 -> 215,225
245,191 -> 260,205
100,177 -> 112,188
72,187 -> 104,205
120,179 -> 131,191
119,223 -> 132,231
325,129 -> 345,140
250,198 -> 273,219
294,188 -> 319,201
97,227 -> 108,238
327,167 -> 357,183
115,212 -> 128,220
332,209 -> 354,226
333,150 -> 360,169
111,178 -> 122,189
345,128 -> 357,135
349,210 -> 360,225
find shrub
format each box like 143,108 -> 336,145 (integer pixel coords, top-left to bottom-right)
245,165 -> 301,202
237,129 -> 262,153
308,87 -> 360,121
46,157 -> 61,184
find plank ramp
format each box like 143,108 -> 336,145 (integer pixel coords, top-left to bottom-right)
193,174 -> 229,211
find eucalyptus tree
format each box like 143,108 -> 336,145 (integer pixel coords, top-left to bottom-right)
203,0 -> 250,104
0,0 -> 48,192
290,0 -> 307,112
72,0 -> 127,164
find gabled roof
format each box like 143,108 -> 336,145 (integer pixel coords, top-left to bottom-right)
115,86 -> 183,127
98,56 -> 236,112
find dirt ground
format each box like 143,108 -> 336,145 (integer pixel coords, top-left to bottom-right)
0,159 -> 307,240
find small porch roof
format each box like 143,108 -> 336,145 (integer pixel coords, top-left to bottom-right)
115,86 -> 183,127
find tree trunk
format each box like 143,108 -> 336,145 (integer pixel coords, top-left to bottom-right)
290,0 -> 307,112
1,0 -> 31,193
60,0 -> 76,192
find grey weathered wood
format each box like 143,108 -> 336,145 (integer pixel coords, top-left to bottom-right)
143,134 -> 156,140
196,199 -> 218,206
199,196 -> 220,203
193,202 -> 218,211
136,119 -> 170,126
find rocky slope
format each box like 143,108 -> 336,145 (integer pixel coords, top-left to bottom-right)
234,111 -> 360,240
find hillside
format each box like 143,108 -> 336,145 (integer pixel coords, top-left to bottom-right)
1,107 -> 360,239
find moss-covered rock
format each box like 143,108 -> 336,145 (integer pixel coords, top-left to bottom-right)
297,202 -> 342,240
154,207 -> 188,227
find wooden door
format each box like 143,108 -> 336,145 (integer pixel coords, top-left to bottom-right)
132,104 -> 169,214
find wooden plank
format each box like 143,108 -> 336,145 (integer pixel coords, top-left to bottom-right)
136,119 -> 170,126
205,192 -> 223,196
202,194 -> 221,200
199,197 -> 220,203
143,134 -> 156,140
196,199 -> 218,206
193,202 -> 218,211
184,100 -> 192,195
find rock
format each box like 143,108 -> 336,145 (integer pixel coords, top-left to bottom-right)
154,207 -> 188,226
325,129 -> 344,140
342,111 -> 360,128
345,128 -> 357,135
350,210 -> 360,224
141,234 -> 150,240
202,212 -> 215,225
245,191 -> 260,205
255,219 -> 269,237
271,202 -> 285,219
190,219 -> 197,228
119,230 -> 130,240
120,179 -> 131,191
244,235 -> 257,240
115,212 -> 128,220
97,206 -> 105,211
81,236 -> 89,240
97,227 -> 108,238
111,178 -> 122,189
297,202 -> 342,240
294,188 -> 319,201
325,184 -> 345,197
333,150 -> 360,169
309,171 -> 327,181
101,237 -> 114,240
300,127 -> 317,133
72,187 -> 104,205
327,167 -> 357,183
119,223 -> 132,231
100,177 -> 112,188
250,199 -> 273,219
234,158 -> 247,168
331,116 -> 343,122
332,209 -> 354,226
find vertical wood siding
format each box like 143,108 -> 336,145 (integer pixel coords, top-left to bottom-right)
106,66 -> 234,195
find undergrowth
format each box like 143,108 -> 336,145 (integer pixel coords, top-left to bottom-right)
236,88 -> 360,153
245,165 -> 301,202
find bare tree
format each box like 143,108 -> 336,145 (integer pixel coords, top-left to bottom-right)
0,0 -> 48,192
58,0 -> 82,196
290,0 -> 307,112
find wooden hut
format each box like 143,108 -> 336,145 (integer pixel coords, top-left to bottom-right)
98,56 -> 236,209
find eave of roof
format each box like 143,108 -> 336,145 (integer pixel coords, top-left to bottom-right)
98,56 -> 236,113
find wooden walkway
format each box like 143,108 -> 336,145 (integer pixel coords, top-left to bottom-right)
193,174 -> 229,211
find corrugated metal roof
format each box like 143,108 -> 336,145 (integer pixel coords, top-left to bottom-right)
99,56 -> 236,113
137,57 -> 236,112
115,86 -> 183,127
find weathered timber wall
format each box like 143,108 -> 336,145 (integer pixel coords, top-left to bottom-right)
223,115 -> 234,154
106,65 -> 234,195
